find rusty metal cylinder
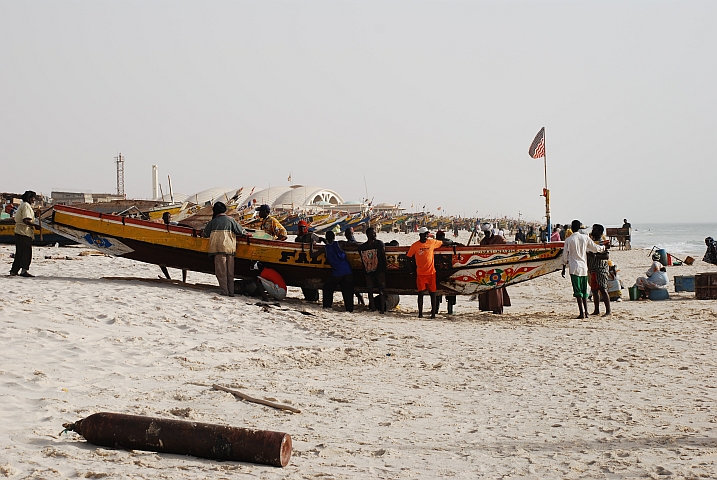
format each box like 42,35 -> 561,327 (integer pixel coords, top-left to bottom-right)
63,412 -> 292,467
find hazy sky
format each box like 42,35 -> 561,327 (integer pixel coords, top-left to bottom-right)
2,1 -> 715,223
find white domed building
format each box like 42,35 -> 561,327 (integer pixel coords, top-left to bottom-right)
180,187 -> 244,206
274,186 -> 343,210
246,185 -> 343,211
243,186 -> 292,208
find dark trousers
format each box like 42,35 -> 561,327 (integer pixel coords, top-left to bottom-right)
437,295 -> 457,314
11,234 -> 33,274
323,274 -> 354,312
301,287 -> 320,302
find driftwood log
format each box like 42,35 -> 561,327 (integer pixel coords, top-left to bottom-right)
212,384 -> 301,414
102,276 -> 216,290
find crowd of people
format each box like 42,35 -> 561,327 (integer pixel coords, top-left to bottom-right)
203,212 -> 664,317
201,203 -> 391,313
207,210 -> 717,316
558,217 -> 716,314
201,202 -> 515,317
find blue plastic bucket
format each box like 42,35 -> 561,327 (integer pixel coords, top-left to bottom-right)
648,288 -> 670,301
655,248 -> 668,267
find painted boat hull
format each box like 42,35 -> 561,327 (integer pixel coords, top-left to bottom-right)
44,205 -> 564,295
0,220 -> 77,246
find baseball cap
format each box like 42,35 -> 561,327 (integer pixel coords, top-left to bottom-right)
418,226 -> 429,234
256,204 -> 270,213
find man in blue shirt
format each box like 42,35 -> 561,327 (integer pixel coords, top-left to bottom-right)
312,230 -> 354,312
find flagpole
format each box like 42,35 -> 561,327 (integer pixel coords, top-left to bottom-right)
542,129 -> 551,241
544,152 -> 551,241
529,127 -> 551,242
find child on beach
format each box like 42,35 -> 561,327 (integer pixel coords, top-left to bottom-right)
606,261 -> 624,302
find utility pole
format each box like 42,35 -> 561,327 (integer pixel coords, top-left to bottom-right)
115,153 -> 125,198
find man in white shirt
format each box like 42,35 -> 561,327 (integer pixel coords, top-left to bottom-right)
561,219 -> 607,319
10,191 -> 39,277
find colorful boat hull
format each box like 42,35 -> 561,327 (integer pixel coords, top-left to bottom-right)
0,219 -> 77,246
44,205 -> 563,295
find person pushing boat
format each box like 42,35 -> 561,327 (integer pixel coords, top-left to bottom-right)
295,220 -> 322,301
204,202 -> 246,296
312,230 -> 355,312
358,227 -> 387,313
407,226 -> 443,319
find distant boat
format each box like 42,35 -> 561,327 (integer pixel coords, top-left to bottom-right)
42,205 -> 564,298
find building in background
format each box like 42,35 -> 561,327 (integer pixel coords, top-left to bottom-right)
51,191 -> 125,205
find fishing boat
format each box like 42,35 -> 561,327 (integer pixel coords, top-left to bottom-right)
41,205 -> 564,297
146,202 -> 186,220
337,213 -> 371,233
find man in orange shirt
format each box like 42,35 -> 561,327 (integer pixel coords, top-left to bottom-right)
407,226 -> 444,318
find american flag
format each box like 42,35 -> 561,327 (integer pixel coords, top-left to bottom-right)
529,127 -> 545,159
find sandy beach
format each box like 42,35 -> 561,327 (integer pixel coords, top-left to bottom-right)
2,232 -> 717,479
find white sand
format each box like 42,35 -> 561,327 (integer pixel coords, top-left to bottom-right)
2,232 -> 717,479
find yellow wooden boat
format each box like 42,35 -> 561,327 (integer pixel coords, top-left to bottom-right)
146,203 -> 185,220
43,205 -> 564,296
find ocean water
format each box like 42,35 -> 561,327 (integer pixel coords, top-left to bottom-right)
625,223 -> 717,256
